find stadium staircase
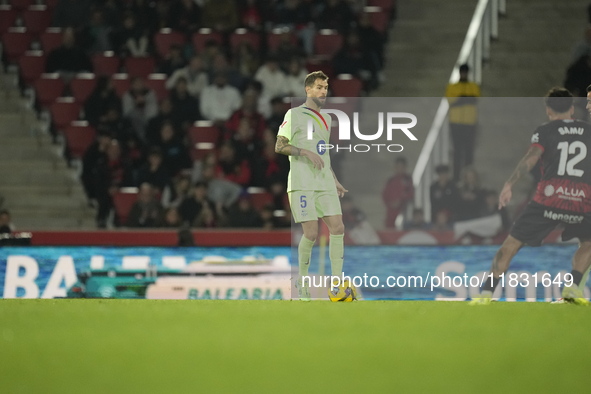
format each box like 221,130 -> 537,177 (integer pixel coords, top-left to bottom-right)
474,0 -> 589,211
0,70 -> 95,229
345,0 -> 477,228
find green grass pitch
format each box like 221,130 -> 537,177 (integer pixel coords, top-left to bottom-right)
1,300 -> 590,393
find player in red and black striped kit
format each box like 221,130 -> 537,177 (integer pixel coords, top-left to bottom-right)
473,88 -> 591,305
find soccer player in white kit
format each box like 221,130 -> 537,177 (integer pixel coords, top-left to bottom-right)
275,71 -> 348,301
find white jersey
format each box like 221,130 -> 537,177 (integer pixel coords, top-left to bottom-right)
277,104 -> 335,192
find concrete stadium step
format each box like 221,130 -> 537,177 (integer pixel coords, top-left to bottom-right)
0,113 -> 39,136
2,133 -> 54,147
1,185 -> 85,198
0,159 -> 68,171
4,194 -> 89,210
0,145 -> 62,161
0,169 -> 77,187
9,209 -> 96,230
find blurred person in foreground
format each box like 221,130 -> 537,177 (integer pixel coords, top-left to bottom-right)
404,209 -> 429,231
122,76 -> 158,142
445,64 -> 480,180
382,157 -> 414,228
0,209 -> 13,234
472,88 -> 591,305
226,193 -> 262,227
457,166 -> 485,221
126,183 -> 164,227
45,27 -> 93,78
430,164 -> 459,222
178,182 -> 215,225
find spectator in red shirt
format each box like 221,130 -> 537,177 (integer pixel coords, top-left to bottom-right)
225,90 -> 266,141
382,157 -> 414,228
215,141 -> 251,186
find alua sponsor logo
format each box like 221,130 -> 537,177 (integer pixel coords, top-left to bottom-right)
544,185 -> 586,199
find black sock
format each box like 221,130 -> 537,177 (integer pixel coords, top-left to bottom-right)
482,276 -> 500,293
570,270 -> 584,287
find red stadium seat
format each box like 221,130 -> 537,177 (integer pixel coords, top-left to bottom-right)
191,28 -> 223,52
189,120 -> 220,161
34,73 -> 64,107
39,27 -> 62,52
188,120 -> 220,146
124,56 -> 155,78
154,28 -> 185,58
50,97 -> 81,130
267,28 -> 297,52
2,28 -> 32,63
22,5 -> 52,35
91,51 -> 120,76
249,191 -> 274,211
364,6 -> 389,33
111,73 -> 130,96
313,30 -> 343,58
330,74 -> 363,97
18,50 -> 45,85
145,73 -> 168,101
9,0 -> 34,11
305,58 -> 334,79
230,28 -> 260,52
113,188 -> 139,224
44,0 -> 59,9
0,6 -> 17,34
70,73 -> 96,102
63,121 -> 96,159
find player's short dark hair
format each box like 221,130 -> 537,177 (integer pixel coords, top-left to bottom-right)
544,87 -> 573,113
0,209 -> 9,216
194,181 -> 207,189
304,71 -> 328,88
459,64 -> 469,73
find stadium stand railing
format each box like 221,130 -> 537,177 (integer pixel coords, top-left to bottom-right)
412,0 -> 506,221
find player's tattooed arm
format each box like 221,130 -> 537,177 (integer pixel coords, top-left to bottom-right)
498,145 -> 543,209
505,145 -> 543,187
275,136 -> 302,156
276,136 -> 325,169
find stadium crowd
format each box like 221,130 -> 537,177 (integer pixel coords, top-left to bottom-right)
1,0 -> 393,228
379,157 -> 510,231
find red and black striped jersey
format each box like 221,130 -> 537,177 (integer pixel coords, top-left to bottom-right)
531,119 -> 591,213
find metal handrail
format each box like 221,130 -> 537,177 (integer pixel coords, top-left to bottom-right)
411,0 -> 505,221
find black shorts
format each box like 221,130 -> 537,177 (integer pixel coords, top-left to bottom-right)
510,201 -> 591,246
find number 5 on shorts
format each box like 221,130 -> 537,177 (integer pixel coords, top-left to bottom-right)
300,195 -> 307,208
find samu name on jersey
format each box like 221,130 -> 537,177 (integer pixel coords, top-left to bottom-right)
531,119 -> 591,213
277,105 -> 336,193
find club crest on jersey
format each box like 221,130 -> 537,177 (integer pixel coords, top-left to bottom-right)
544,185 -> 554,196
531,133 -> 539,143
317,140 -> 327,155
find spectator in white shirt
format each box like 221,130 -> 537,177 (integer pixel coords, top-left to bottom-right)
166,55 -> 209,98
200,72 -> 242,123
284,58 -> 308,97
254,55 -> 288,99
122,76 -> 158,142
